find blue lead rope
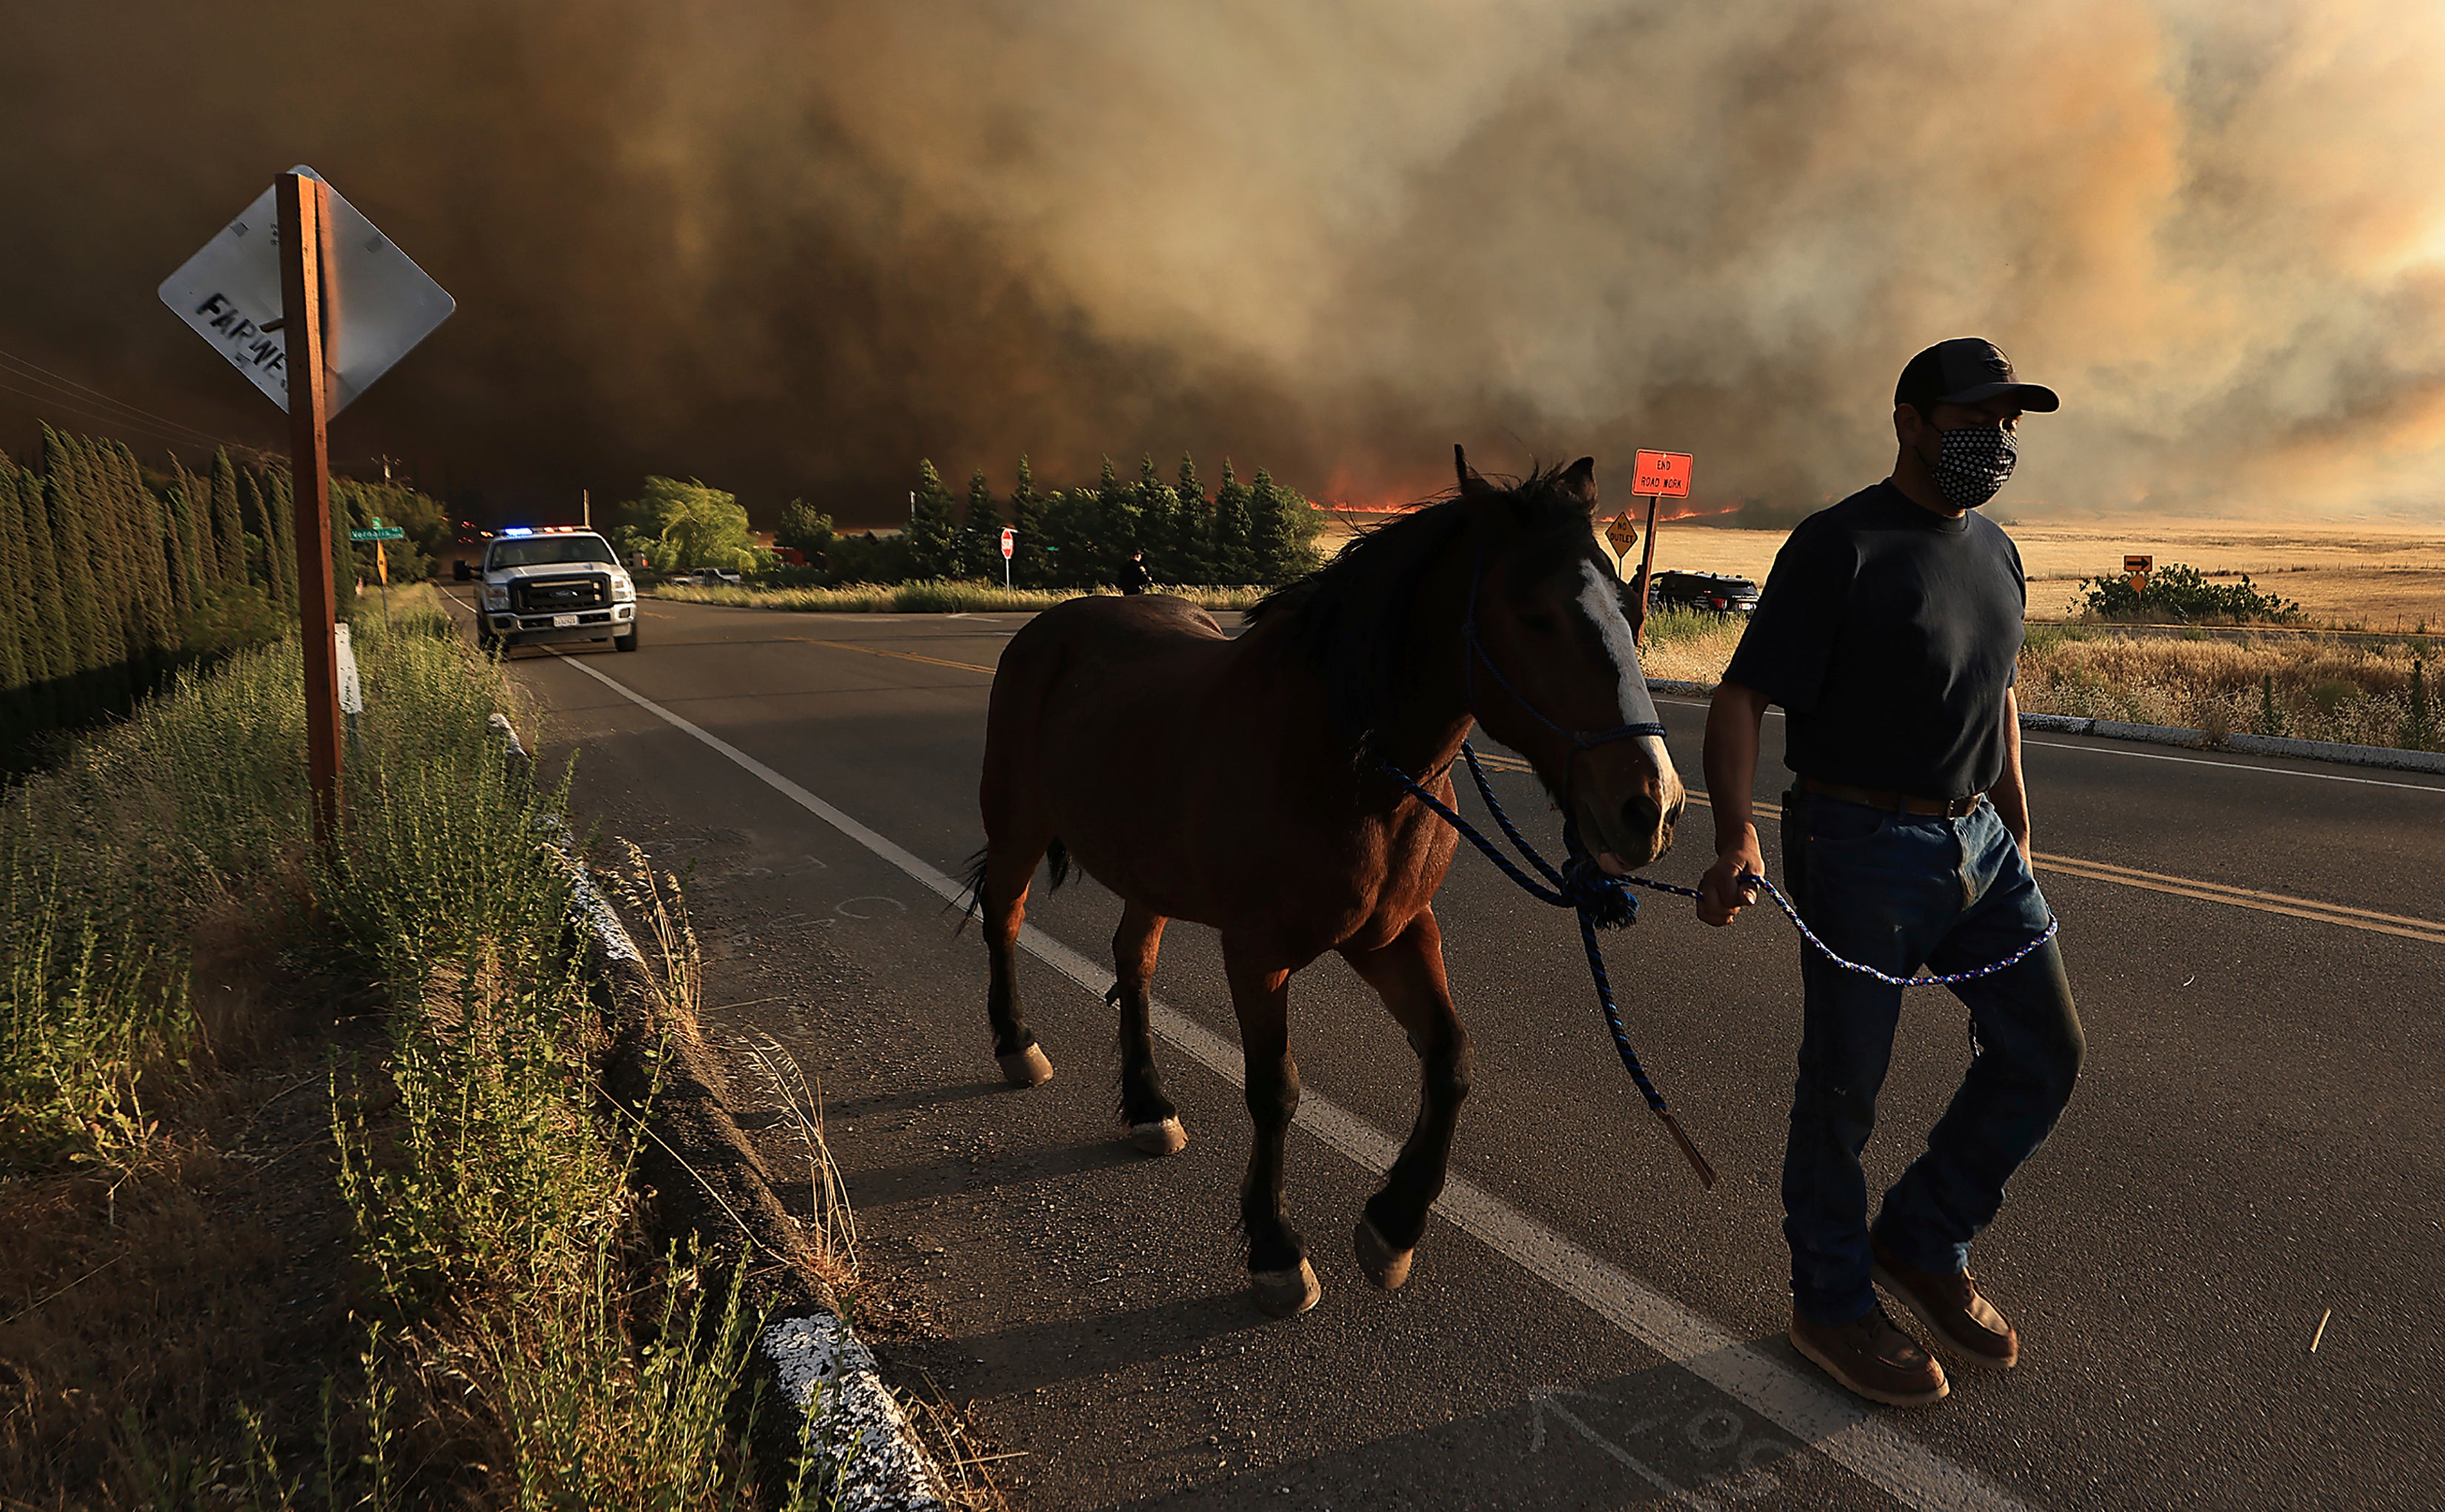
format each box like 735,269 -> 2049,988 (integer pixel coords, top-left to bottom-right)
1386,741 -> 2065,1189
1385,743 -> 1715,1186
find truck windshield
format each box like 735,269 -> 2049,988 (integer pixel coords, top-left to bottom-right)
488,536 -> 615,569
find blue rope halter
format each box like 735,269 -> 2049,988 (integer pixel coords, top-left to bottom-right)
1387,553 -> 1706,1184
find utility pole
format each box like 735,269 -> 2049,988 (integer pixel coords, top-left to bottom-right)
279,170 -> 344,852
583,487 -> 591,530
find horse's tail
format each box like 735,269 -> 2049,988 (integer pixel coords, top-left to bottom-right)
952,847 -> 991,935
953,839 -> 1072,936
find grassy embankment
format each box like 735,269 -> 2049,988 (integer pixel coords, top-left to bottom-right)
0,601 -> 845,1507
656,579 -> 1268,613
1639,607 -> 2439,751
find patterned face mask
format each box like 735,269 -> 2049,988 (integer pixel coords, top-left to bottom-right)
1931,423 -> 2017,510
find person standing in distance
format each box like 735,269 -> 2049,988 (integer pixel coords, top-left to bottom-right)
1697,338 -> 2084,1407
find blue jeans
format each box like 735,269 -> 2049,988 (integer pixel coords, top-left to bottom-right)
1780,789 -> 2083,1327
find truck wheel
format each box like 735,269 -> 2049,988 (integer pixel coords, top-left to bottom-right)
614,623 -> 640,653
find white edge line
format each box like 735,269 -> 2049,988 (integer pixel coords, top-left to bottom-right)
544,653 -> 2037,1512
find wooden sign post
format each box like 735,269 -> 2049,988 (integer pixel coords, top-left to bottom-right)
1627,449 -> 1694,647
162,164 -> 453,856
278,171 -> 345,851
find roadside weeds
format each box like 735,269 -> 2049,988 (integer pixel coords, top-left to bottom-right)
0,606 -> 857,1508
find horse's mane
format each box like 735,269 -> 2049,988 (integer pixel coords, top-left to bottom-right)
1248,462 -> 1594,755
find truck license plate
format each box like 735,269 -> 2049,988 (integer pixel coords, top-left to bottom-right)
552,613 -> 579,628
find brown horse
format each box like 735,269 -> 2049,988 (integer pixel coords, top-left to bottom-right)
968,449 -> 1686,1315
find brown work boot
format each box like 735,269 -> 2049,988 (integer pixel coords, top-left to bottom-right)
1872,1241 -> 2020,1370
1789,1303 -> 1949,1407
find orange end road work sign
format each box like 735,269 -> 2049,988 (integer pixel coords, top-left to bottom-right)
1632,450 -> 1694,498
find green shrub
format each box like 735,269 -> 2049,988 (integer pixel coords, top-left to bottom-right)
2078,562 -> 2304,624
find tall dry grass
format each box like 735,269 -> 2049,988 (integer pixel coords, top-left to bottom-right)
2015,625 -> 2436,747
1626,611 -> 2438,752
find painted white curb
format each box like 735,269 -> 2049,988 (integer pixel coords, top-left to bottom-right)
762,1315 -> 950,1512
1646,682 -> 2445,775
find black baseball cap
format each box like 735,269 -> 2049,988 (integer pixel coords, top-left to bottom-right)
1895,338 -> 2059,414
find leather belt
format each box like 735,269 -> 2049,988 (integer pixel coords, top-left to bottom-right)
1799,776 -> 1984,818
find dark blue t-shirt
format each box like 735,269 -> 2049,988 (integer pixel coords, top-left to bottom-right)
1723,482 -> 2025,799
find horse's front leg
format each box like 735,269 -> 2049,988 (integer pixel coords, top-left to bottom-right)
1337,908 -> 1471,1290
1222,939 -> 1318,1316
1110,901 -> 1185,1154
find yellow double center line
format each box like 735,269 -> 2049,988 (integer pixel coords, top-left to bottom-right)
1460,751 -> 2445,946
788,642 -> 2445,948
785,636 -> 999,676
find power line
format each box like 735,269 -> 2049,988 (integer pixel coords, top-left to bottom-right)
0,345 -> 236,448
0,346 -> 270,458
0,380 -> 245,459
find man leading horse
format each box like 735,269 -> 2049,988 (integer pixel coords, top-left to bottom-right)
1697,337 -> 2085,1408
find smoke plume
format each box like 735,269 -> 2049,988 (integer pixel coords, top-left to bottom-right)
5,0 -> 2443,524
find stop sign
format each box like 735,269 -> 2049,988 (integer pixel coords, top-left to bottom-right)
1000,527 -> 1016,559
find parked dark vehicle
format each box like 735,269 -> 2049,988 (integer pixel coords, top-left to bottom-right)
453,559 -> 473,582
1649,570 -> 1760,615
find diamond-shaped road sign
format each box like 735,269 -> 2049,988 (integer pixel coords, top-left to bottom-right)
159,165 -> 453,416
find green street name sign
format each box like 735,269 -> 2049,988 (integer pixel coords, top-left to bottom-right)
350,525 -> 405,542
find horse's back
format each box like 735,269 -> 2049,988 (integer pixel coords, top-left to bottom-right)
1002,592 -> 1230,667
982,595 -> 1263,909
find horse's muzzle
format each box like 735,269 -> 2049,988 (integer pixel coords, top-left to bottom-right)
1574,734 -> 1685,873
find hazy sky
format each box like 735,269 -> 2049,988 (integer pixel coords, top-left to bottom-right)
6,0 -> 2444,526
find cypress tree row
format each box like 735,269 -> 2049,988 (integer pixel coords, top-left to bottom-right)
111,441 -> 178,667
0,423 -> 435,767
1008,456 -> 1049,587
267,465 -> 301,613
905,460 -> 962,580
209,448 -> 245,586
958,467 -> 1001,580
41,427 -> 114,699
12,457 -> 68,690
161,464 -> 207,631
236,465 -> 277,608
889,452 -> 1318,589
0,459 -> 27,696
1211,461 -> 1254,584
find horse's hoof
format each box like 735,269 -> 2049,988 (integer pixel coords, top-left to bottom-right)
1250,1259 -> 1322,1318
997,1045 -> 1054,1087
1127,1116 -> 1188,1156
1353,1218 -> 1414,1291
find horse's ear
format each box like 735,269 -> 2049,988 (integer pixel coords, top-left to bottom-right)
1559,456 -> 1599,516
1454,443 -> 1492,497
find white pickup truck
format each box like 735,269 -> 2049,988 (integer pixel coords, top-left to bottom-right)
473,527 -> 640,653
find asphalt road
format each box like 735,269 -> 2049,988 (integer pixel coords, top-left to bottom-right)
440,586 -> 2442,1512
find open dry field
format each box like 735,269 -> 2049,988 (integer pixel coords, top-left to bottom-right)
1643,519 -> 2445,627
1320,512 -> 2445,629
